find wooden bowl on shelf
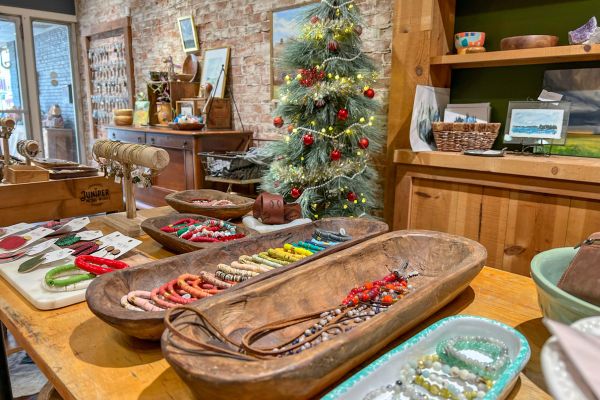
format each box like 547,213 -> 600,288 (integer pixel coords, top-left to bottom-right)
161,230 -> 486,399
165,189 -> 254,220
500,35 -> 559,50
86,217 -> 389,340
114,116 -> 133,126
140,213 -> 256,254
167,122 -> 204,131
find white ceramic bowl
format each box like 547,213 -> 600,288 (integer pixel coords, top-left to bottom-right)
324,315 -> 531,400
541,316 -> 600,400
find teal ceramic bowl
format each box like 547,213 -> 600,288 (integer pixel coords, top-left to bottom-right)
531,247 -> 600,324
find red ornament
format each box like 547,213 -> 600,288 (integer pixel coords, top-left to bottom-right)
364,88 -> 375,99
347,191 -> 358,202
291,187 -> 301,198
330,149 -> 342,161
328,40 -> 339,52
273,116 -> 284,128
358,137 -> 370,149
299,67 -> 326,87
310,15 -> 320,24
287,125 -> 294,133
303,133 -> 314,146
337,108 -> 349,121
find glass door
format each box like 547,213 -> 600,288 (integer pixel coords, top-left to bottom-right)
32,20 -> 80,162
0,16 -> 29,157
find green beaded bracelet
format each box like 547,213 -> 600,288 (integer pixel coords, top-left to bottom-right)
44,264 -> 96,287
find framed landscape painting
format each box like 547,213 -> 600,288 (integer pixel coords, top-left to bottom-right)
270,2 -> 317,99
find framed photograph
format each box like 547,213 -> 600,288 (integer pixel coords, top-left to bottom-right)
409,85 -> 450,151
270,2 -> 318,99
176,100 -> 195,117
503,101 -> 571,146
200,47 -> 230,98
177,16 -> 200,53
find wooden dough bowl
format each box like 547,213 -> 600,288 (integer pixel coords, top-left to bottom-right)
161,230 -> 487,400
500,35 -> 559,50
140,213 -> 257,253
86,218 -> 388,340
165,189 -> 254,220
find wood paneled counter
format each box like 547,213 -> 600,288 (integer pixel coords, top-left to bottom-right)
393,150 -> 600,275
106,126 -> 253,206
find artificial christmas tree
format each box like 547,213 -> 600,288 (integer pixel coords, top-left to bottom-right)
262,0 -> 382,219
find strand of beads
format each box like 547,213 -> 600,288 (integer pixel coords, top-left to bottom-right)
241,264 -> 418,357
160,218 -> 246,243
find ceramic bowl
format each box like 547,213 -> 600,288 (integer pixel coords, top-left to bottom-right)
531,248 -> 600,324
455,32 -> 486,53
323,315 -> 530,400
541,316 -> 600,400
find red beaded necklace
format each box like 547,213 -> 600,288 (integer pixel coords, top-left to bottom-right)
74,255 -> 129,275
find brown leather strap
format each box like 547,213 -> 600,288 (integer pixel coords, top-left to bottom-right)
253,193 -> 284,224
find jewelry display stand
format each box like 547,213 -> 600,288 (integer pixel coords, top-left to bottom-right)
16,140 -> 41,165
0,118 -> 15,182
93,140 -> 169,236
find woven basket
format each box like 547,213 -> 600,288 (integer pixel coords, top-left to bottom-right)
432,122 -> 501,152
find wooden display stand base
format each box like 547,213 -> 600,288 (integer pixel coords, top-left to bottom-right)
101,212 -> 147,237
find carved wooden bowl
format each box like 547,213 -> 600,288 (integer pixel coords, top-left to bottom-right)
86,218 -> 389,340
161,230 -> 487,400
500,35 -> 559,50
140,213 -> 256,253
165,189 -> 254,220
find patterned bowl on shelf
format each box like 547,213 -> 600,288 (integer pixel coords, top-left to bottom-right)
531,247 -> 600,324
541,316 -> 600,400
455,32 -> 486,53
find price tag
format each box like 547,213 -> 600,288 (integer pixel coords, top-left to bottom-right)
0,223 -> 36,239
77,230 -> 104,241
53,217 -> 91,234
26,238 -> 59,256
92,232 -> 142,259
42,248 -> 75,264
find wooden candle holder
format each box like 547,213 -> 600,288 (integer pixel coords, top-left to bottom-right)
93,140 -> 169,236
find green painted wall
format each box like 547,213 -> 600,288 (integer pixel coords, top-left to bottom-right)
451,0 -> 600,147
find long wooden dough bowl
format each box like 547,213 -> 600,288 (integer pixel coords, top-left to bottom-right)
140,213 -> 257,253
165,189 -> 254,220
161,230 -> 487,400
86,218 -> 388,340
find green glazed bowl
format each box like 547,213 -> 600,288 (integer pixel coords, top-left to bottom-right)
531,247 -> 600,324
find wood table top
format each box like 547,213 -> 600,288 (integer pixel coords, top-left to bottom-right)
0,209 -> 551,399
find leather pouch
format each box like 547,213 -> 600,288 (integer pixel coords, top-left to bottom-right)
252,193 -> 301,225
557,232 -> 600,307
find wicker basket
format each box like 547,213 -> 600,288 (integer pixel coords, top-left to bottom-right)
432,122 -> 501,152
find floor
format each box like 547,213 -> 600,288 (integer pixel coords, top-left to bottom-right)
6,331 -> 47,399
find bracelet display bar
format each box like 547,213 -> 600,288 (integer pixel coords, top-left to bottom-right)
0,174 -> 123,226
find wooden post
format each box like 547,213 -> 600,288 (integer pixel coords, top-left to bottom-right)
383,0 -> 455,225
123,164 -> 136,219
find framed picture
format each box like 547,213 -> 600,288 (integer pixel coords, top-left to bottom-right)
177,16 -> 199,53
503,101 -> 571,146
200,47 -> 230,98
541,68 -> 600,158
270,2 -> 318,99
176,100 -> 196,117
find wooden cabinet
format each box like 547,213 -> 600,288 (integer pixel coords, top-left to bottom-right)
106,126 -> 253,207
394,150 -> 600,276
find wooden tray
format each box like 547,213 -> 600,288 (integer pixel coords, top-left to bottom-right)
161,230 -> 486,399
165,189 -> 254,220
140,213 -> 257,253
86,218 -> 388,340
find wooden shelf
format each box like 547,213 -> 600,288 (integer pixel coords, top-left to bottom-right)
394,149 -> 600,184
430,44 -> 600,68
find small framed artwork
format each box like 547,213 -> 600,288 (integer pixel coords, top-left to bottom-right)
178,16 -> 200,53
503,101 -> 571,146
176,100 -> 196,117
270,2 -> 318,99
200,47 -> 230,98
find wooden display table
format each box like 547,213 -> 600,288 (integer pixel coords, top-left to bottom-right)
106,126 -> 253,207
0,207 -> 550,399
0,175 -> 123,226
394,150 -> 600,276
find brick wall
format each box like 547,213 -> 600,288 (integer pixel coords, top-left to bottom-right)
75,0 -> 392,157
34,25 -> 75,128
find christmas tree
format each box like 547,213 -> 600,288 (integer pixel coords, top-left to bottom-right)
262,0 -> 382,220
